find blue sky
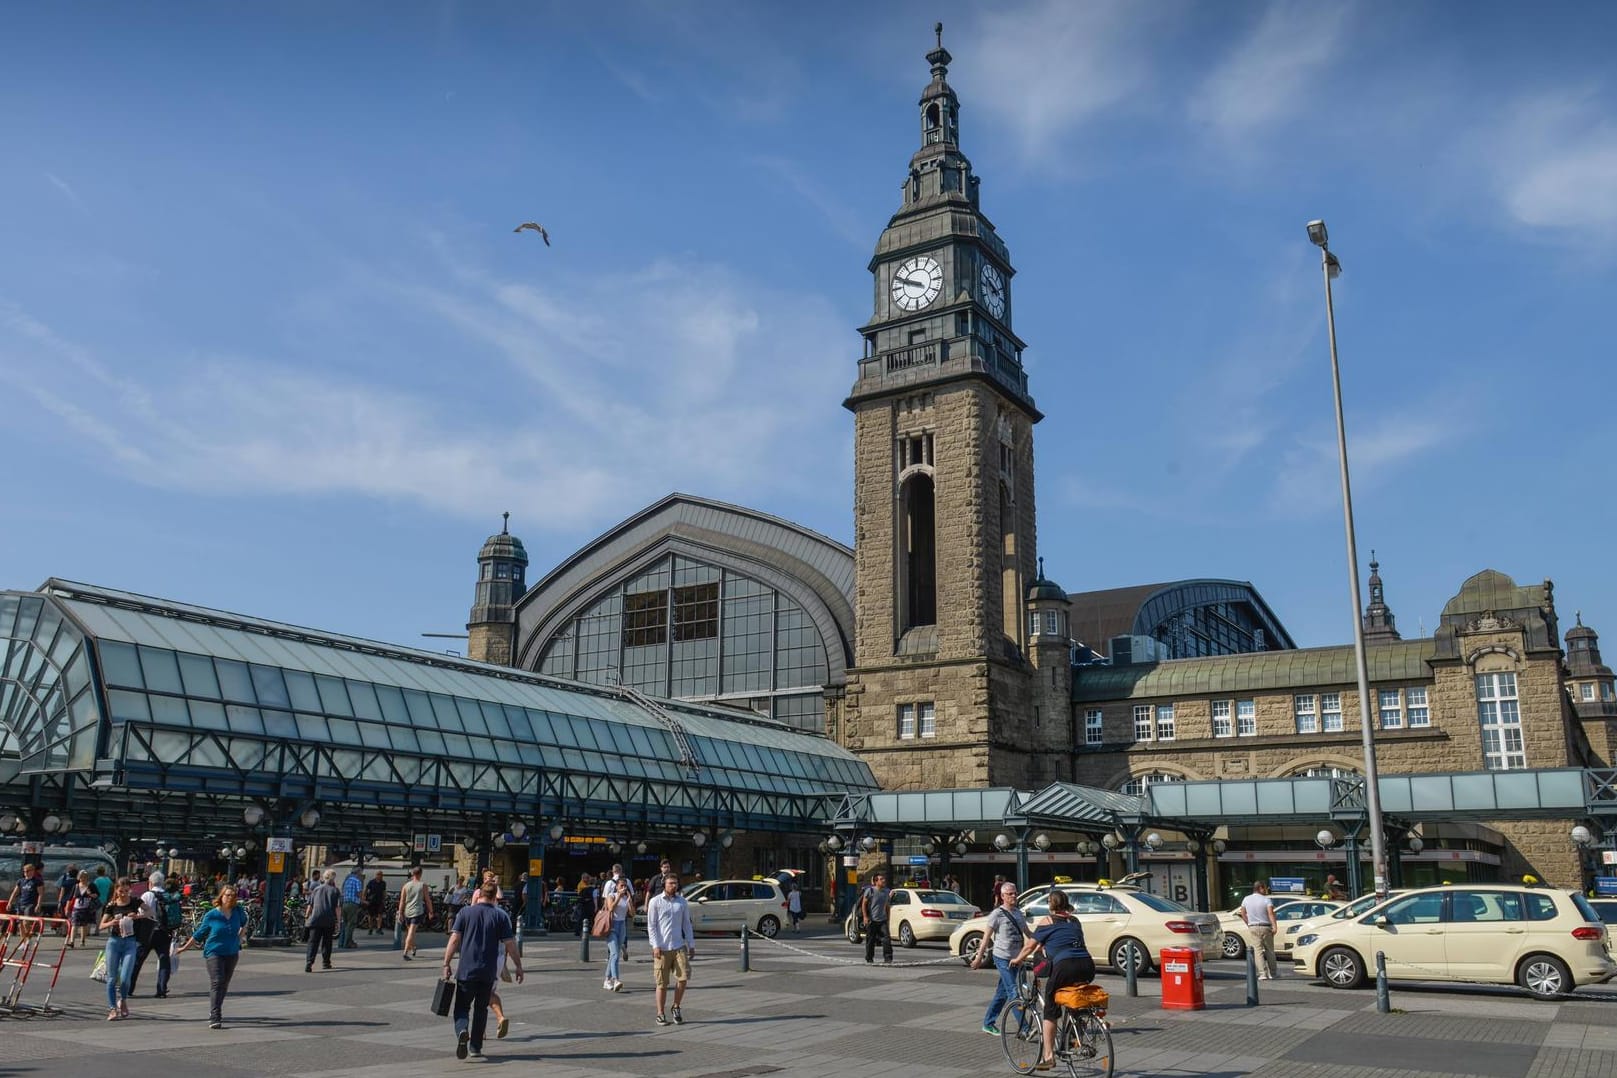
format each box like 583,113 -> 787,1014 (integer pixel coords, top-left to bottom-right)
3,1 -> 1615,654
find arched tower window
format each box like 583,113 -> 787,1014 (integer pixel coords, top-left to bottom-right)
900,473 -> 936,630
997,414 -> 1019,648
924,103 -> 942,144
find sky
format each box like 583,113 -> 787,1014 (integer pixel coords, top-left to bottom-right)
3,1 -> 1615,655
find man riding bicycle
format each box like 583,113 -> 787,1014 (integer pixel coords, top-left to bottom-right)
1010,890 -> 1096,1072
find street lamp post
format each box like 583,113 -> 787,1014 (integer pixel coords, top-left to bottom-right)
1308,218 -> 1389,897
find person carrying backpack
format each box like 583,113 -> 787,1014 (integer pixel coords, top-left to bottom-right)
131,871 -> 179,998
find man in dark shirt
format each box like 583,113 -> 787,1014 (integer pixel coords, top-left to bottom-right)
443,880 -> 522,1061
304,870 -> 341,972
8,862 -> 43,938
859,871 -> 894,965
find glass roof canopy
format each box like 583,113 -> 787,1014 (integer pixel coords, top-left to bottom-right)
1,582 -> 876,837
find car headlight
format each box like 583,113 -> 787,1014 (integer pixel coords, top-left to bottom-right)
1296,934 -> 1319,947
1286,925 -> 1302,936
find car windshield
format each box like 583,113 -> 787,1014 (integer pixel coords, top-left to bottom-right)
915,891 -> 969,905
1131,892 -> 1192,913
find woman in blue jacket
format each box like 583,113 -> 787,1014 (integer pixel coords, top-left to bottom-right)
176,882 -> 249,1029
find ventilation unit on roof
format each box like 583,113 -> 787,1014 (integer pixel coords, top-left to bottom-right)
1110,634 -> 1168,666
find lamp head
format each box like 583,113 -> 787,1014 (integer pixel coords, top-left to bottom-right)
509,820 -> 527,840
691,831 -> 707,848
826,835 -> 843,852
1572,824 -> 1595,847
549,822 -> 566,842
1407,836 -> 1424,854
1316,828 -> 1337,848
953,841 -> 968,856
993,833 -> 1012,851
1033,833 -> 1051,851
1307,219 -> 1329,248
1144,832 -> 1163,851
243,805 -> 266,827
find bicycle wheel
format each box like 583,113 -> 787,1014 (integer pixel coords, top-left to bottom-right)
1059,1010 -> 1114,1078
999,998 -> 1044,1075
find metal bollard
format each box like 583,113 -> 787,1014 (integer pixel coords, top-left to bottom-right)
1375,951 -> 1390,1013
515,922 -> 523,958
580,926 -> 590,963
1125,942 -> 1139,997
392,919 -> 403,951
739,923 -> 750,972
1245,948 -> 1259,1006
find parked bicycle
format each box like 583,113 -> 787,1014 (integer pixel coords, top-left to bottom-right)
1000,963 -> 1113,1077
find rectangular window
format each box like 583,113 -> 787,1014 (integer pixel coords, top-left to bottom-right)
1133,704 -> 1153,742
1212,700 -> 1232,738
1155,704 -> 1175,741
1084,709 -> 1103,746
919,701 -> 936,738
1320,692 -> 1344,732
672,582 -> 719,641
1379,689 -> 1404,729
1406,686 -> 1430,727
1582,683 -> 1596,702
1237,698 -> 1257,736
1478,672 -> 1525,770
897,703 -> 916,740
622,590 -> 667,647
1294,694 -> 1318,734
1044,611 -> 1059,635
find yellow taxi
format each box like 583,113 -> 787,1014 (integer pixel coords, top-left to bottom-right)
1216,898 -> 1343,960
948,874 -> 1221,974
843,887 -> 979,947
1291,884 -> 1617,999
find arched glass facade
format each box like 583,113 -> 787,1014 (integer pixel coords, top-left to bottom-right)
538,555 -> 830,733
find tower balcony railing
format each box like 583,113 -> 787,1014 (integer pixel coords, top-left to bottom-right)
857,336 -> 1030,400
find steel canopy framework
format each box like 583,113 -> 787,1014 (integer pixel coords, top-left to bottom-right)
0,583 -> 878,843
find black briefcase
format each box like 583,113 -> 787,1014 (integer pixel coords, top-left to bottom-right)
431,977 -> 455,1017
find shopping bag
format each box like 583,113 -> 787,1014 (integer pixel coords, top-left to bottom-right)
590,907 -> 612,939
431,977 -> 455,1017
169,937 -> 182,976
89,950 -> 108,982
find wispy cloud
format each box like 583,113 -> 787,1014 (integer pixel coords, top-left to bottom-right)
1190,2 -> 1350,140
0,250 -> 853,530
43,171 -> 85,211
750,156 -> 867,248
1489,87 -> 1617,244
969,0 -> 1157,163
1269,405 -> 1465,517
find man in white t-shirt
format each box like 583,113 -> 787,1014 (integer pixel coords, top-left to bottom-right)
1237,881 -> 1278,980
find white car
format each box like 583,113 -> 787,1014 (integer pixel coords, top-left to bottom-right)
1292,884 -> 1617,999
843,888 -> 979,947
949,876 -> 1222,974
1216,899 -> 1343,959
681,878 -> 789,938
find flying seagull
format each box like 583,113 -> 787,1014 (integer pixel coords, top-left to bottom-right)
513,222 -> 550,245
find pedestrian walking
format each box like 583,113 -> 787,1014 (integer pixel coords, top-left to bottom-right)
399,866 -> 433,959
131,871 -> 182,998
859,871 -> 894,965
787,883 -> 804,932
443,880 -> 522,1061
98,878 -> 149,1020
1238,880 -> 1278,980
6,861 -> 43,939
646,871 -> 695,1026
477,868 -> 512,1039
1011,889 -> 1096,1071
176,882 -> 249,1028
972,879 -> 1031,1035
304,869 -> 340,972
601,862 -> 635,991
68,869 -> 99,948
576,872 -> 598,939
339,865 -> 364,948
364,869 -> 387,934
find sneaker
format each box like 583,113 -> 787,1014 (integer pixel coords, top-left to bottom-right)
456,1030 -> 470,1059
208,1021 -> 223,1030
982,1024 -> 1001,1036
882,959 -> 893,965
612,980 -> 623,992
305,965 -> 313,973
604,978 -> 615,991
467,1050 -> 484,1061
671,1005 -> 683,1024
655,1013 -> 670,1026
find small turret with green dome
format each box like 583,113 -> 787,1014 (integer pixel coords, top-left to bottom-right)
466,512 -> 529,666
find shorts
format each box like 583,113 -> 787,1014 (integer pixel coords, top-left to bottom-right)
405,914 -> 428,928
654,948 -> 691,988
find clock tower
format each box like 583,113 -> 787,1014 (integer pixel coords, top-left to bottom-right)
839,27 -> 1059,791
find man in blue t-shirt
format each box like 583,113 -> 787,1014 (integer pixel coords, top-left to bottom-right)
443,881 -> 523,1061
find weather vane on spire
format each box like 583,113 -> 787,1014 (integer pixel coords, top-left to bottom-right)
935,21 -> 943,49
501,511 -> 510,535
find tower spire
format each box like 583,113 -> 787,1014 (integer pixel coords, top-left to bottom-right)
1362,549 -> 1401,642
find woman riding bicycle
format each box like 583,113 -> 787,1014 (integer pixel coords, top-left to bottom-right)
1011,889 -> 1096,1072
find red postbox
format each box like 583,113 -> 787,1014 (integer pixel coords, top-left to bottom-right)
1159,946 -> 1205,1010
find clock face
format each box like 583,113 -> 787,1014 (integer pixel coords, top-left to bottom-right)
891,256 -> 944,312
980,262 -> 1006,319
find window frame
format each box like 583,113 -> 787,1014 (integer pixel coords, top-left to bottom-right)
1133,704 -> 1153,742
1211,699 -> 1232,738
1236,698 -> 1257,737
897,702 -> 916,740
1084,708 -> 1104,746
1294,694 -> 1318,734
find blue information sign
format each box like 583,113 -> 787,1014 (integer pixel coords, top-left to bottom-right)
1595,877 -> 1617,897
907,855 -> 930,865
1268,876 -> 1306,894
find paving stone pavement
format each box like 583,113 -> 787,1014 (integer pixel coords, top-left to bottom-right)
4,926 -> 1617,1077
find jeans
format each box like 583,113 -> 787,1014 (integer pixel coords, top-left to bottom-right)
131,928 -> 172,995
105,935 -> 139,1009
306,924 -> 335,968
453,976 -> 495,1050
205,953 -> 239,1023
864,920 -> 893,963
985,954 -> 1016,1027
340,901 -> 361,947
605,918 -> 628,982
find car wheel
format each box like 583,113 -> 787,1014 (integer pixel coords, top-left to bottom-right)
1319,946 -> 1365,989
756,915 -> 780,939
1221,932 -> 1246,960
959,931 -> 984,967
1109,937 -> 1153,976
846,917 -> 861,944
1518,954 -> 1572,1000
899,921 -> 917,948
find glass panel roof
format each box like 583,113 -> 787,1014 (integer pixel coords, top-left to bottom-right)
37,584 -> 875,797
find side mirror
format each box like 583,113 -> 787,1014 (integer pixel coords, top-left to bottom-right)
1372,915 -> 1390,928
696,896 -> 709,903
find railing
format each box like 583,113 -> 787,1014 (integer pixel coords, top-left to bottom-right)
885,344 -> 938,373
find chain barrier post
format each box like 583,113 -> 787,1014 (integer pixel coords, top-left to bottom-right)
1125,942 -> 1139,997
739,923 -> 751,972
1245,947 -> 1260,1006
580,925 -> 590,963
1375,951 -> 1390,1013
